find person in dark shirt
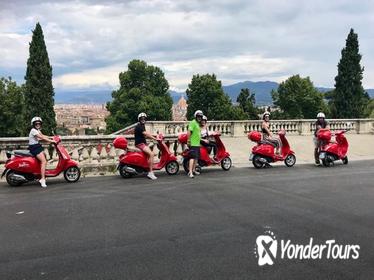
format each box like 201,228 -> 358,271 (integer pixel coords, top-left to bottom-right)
314,112 -> 329,165
135,112 -> 158,180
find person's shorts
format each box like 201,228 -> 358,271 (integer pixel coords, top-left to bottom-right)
29,144 -> 44,157
189,146 -> 200,159
135,143 -> 148,151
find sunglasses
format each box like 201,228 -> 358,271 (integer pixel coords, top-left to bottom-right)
35,122 -> 42,126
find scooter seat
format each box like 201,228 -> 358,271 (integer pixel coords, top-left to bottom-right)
127,146 -> 142,153
14,150 -> 34,157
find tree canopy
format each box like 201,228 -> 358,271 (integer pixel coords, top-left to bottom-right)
271,75 -> 328,119
186,74 -> 245,120
106,60 -> 173,133
0,78 -> 25,137
24,22 -> 56,135
331,28 -> 369,118
236,88 -> 259,119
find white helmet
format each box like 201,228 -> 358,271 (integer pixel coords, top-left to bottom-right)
31,116 -> 42,126
138,112 -> 147,120
263,111 -> 270,119
202,115 -> 207,121
317,112 -> 325,118
194,110 -> 203,118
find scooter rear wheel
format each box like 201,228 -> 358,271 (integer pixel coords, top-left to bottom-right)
119,164 -> 133,178
64,166 -> 81,183
165,161 -> 179,175
6,171 -> 23,187
322,155 -> 334,167
252,155 -> 265,169
342,156 -> 348,165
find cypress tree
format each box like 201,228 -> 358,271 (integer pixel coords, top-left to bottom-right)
24,22 -> 56,134
332,28 -> 369,118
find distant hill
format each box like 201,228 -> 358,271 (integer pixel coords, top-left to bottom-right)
55,89 -> 112,104
55,82 -> 374,105
222,81 -> 279,105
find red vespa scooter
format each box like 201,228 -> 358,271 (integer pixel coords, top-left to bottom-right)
317,128 -> 349,167
113,134 -> 179,178
1,135 -> 81,186
248,130 -> 296,168
178,131 -> 232,173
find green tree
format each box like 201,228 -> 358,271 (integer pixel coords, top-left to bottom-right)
331,28 -> 369,118
24,22 -> 56,134
364,99 -> 374,118
106,60 -> 173,133
271,75 -> 327,119
186,74 -> 243,120
236,88 -> 259,119
0,77 -> 25,137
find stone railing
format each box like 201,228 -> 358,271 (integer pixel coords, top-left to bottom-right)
144,119 -> 374,137
0,135 -> 181,175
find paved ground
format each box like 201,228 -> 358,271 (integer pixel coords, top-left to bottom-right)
0,160 -> 373,280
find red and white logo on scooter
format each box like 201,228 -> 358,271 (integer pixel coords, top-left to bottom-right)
18,162 -> 30,169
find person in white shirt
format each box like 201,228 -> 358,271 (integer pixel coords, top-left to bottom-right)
28,117 -> 55,188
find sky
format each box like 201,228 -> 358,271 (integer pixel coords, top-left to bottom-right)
1,0 -> 374,92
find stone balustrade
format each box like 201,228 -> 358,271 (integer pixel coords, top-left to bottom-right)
1,118 -> 373,175
145,119 -> 374,137
0,135 -> 181,175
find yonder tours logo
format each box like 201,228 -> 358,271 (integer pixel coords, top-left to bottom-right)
254,230 -> 360,266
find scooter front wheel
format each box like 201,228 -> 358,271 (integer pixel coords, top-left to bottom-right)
64,166 -> 81,183
165,161 -> 179,175
221,157 -> 232,171
284,154 -> 296,167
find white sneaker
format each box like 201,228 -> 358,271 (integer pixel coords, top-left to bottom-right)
39,179 -> 47,188
188,172 -> 194,178
147,172 -> 157,180
193,170 -> 200,175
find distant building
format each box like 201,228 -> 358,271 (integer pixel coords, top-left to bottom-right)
54,104 -> 109,135
172,95 -> 187,121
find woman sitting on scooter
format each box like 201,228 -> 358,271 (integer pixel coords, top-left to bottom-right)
261,112 -> 281,154
28,117 -> 56,188
134,112 -> 158,180
200,116 -> 218,161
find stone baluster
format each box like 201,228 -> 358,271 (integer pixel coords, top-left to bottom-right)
81,147 -> 90,163
100,145 -> 108,162
71,148 -> 79,161
90,147 -> 99,163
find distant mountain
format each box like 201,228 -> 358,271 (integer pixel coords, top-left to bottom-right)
222,81 -> 279,105
55,89 -> 112,104
55,82 -> 374,105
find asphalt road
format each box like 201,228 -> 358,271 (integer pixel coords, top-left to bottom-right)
0,161 -> 373,280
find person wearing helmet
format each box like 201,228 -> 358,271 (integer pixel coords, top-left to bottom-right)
28,117 -> 56,188
200,115 -> 218,161
261,111 -> 281,154
187,110 -> 203,178
314,112 -> 329,165
134,112 -> 158,180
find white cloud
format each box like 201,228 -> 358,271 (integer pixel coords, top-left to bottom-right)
1,0 -> 374,90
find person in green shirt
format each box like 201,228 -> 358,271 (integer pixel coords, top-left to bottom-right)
187,110 -> 203,178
